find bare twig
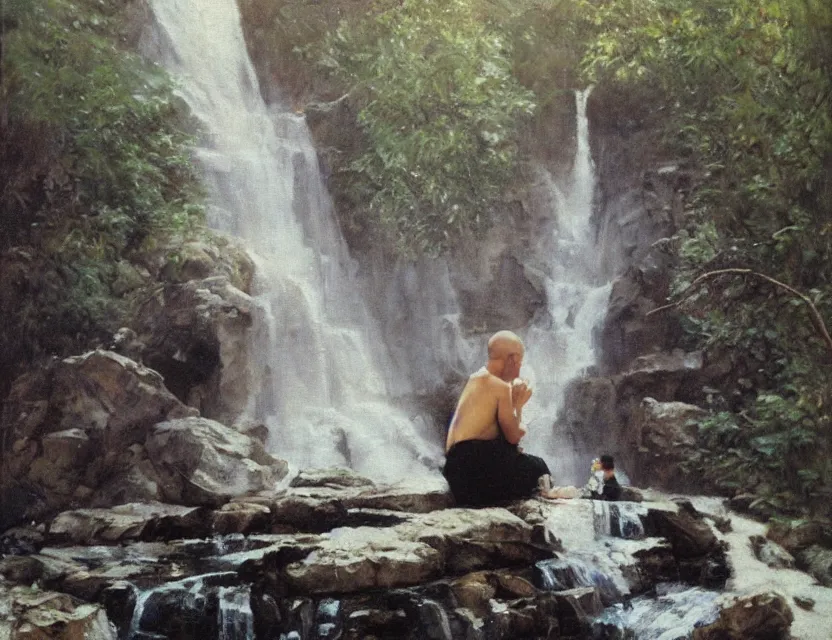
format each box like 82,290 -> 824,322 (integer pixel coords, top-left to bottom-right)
646,268 -> 832,357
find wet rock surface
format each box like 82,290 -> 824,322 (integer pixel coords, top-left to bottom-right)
0,580 -> 115,640
692,591 -> 794,640
796,545 -> 832,588
0,350 -> 197,524
3,470 -> 832,639
0,352 -> 290,530
750,534 -> 796,569
145,417 -> 288,507
132,273 -> 255,421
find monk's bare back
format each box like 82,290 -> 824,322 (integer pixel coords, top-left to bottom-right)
445,368 -> 529,452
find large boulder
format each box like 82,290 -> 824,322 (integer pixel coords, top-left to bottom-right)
645,510 -> 718,559
145,417 -> 288,506
1,350 -> 192,446
749,535 -> 795,569
559,365 -> 706,487
0,351 -> 196,522
0,582 -> 116,640
132,275 -> 255,422
766,518 -> 830,554
693,592 -> 793,640
795,545 -> 832,587
629,397 -> 707,491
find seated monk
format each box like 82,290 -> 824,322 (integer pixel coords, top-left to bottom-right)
443,330 -> 558,506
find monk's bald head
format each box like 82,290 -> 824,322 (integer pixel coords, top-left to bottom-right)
487,330 -> 524,361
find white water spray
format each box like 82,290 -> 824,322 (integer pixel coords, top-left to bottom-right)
523,88 -> 612,483
143,0 -> 443,482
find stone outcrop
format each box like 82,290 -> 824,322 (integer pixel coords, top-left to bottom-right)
560,375 -> 707,492
693,592 -> 794,640
796,545 -> 832,588
145,417 -> 288,507
132,275 -> 255,421
0,352 -> 287,526
600,247 -> 684,374
766,519 -> 832,587
0,581 -> 115,640
766,518 -> 830,554
0,350 -> 196,524
750,534 -> 796,569
629,397 -> 707,491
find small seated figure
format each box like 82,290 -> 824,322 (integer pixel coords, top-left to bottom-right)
583,454 -> 622,502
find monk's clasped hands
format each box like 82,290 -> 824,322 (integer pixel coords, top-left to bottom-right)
511,377 -> 533,407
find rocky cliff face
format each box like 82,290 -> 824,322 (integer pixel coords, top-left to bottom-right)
550,88 -> 715,487
305,85 -> 712,490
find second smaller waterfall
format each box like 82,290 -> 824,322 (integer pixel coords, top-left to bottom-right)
522,88 -> 612,484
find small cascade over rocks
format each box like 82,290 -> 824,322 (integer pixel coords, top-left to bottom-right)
218,585 -> 255,640
593,583 -> 721,639
592,501 -> 647,540
128,572 -> 241,640
142,0 -> 442,482
4,474 -> 832,639
535,556 -> 623,606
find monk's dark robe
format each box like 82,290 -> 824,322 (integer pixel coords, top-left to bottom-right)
443,426 -> 550,507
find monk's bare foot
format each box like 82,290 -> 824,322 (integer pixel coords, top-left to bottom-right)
540,486 -> 580,500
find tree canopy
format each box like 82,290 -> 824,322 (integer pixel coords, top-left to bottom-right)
585,0 -> 832,514
317,0 -> 536,255
1,0 -> 203,371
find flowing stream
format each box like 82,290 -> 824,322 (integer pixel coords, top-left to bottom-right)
142,0 -> 442,482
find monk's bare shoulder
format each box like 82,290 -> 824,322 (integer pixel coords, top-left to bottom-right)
481,370 -> 510,393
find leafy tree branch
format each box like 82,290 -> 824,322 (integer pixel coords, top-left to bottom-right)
648,268 -> 832,358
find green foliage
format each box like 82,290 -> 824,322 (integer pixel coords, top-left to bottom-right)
237,0 -> 360,103
1,0 -> 204,363
495,0 -> 598,107
584,0 -> 832,516
686,384 -> 831,513
317,0 -> 536,255
239,0 -> 603,255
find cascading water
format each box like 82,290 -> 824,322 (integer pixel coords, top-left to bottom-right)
536,557 -> 623,606
522,89 -> 612,484
142,0 -> 443,482
593,583 -> 721,639
218,586 -> 254,640
592,501 -> 647,540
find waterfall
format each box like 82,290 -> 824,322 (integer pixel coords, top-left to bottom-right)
535,557 -> 623,606
142,0 -> 443,482
522,88 -> 612,484
592,501 -> 647,540
218,586 -> 254,640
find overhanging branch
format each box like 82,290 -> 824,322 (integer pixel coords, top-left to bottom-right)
647,268 -> 832,357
